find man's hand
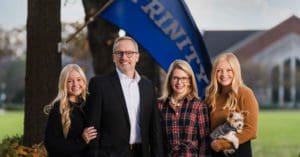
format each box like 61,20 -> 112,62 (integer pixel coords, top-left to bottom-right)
82,126 -> 97,144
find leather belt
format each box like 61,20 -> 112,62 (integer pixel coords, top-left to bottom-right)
129,143 -> 142,151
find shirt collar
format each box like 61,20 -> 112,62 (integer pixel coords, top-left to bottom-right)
166,94 -> 194,104
116,68 -> 141,82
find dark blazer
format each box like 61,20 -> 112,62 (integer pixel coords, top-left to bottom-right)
44,101 -> 87,157
84,70 -> 164,157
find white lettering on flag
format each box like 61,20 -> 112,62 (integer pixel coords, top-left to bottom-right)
140,0 -> 208,84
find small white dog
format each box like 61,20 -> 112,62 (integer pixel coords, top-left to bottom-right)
210,111 -> 248,156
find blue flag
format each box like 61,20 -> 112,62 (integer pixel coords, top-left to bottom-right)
100,0 -> 211,97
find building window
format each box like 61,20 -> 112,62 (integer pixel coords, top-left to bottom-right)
271,66 -> 279,106
284,59 -> 291,102
296,59 -> 300,104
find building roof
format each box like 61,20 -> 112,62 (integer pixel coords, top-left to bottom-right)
202,15 -> 300,62
235,15 -> 300,62
203,30 -> 261,58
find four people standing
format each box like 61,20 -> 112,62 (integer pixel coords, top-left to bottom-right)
205,53 -> 259,157
84,36 -> 164,157
157,60 -> 210,157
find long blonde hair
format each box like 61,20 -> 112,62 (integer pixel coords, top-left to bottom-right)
45,64 -> 88,138
159,59 -> 199,101
205,52 -> 244,111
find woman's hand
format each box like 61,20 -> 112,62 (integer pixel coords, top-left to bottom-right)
82,126 -> 97,144
211,140 -> 222,152
211,139 -> 233,152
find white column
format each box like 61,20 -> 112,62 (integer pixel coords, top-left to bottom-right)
291,57 -> 296,107
279,63 -> 284,108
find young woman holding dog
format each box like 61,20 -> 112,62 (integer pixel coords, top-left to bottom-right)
157,60 -> 210,157
44,64 -> 97,157
205,52 -> 259,157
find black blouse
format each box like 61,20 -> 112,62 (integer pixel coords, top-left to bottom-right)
44,101 -> 87,157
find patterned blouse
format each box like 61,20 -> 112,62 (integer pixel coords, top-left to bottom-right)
157,97 -> 211,157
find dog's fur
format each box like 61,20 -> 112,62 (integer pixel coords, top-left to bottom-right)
210,111 -> 248,156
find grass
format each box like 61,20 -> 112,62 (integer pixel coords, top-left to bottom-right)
0,110 -> 24,141
0,110 -> 299,157
252,110 -> 300,157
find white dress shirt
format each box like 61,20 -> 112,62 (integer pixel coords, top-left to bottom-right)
116,68 -> 142,144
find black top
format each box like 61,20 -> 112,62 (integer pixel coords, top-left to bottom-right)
44,101 -> 87,157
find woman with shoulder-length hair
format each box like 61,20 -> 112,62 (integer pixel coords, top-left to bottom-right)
44,64 -> 97,157
157,59 -> 210,157
205,52 -> 259,157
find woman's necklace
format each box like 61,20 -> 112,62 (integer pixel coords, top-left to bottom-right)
170,96 -> 182,107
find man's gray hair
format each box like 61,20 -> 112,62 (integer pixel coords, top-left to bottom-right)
112,36 -> 139,52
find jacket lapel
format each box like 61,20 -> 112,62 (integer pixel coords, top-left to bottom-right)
138,79 -> 144,130
110,71 -> 131,127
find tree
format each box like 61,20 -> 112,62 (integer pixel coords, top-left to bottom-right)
25,0 -> 61,146
5,57 -> 25,103
0,27 -> 25,57
82,0 -> 119,75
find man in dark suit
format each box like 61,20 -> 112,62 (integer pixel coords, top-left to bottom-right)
85,36 -> 164,157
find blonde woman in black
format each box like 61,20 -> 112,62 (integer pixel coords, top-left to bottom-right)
44,64 -> 97,157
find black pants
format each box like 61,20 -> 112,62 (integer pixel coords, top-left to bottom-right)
128,144 -> 142,157
212,141 -> 252,157
97,144 -> 143,157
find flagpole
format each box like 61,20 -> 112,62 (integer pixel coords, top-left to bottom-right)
58,0 -> 114,52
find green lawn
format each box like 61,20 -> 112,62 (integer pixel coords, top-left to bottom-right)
0,110 -> 299,157
0,111 -> 24,141
252,110 -> 300,157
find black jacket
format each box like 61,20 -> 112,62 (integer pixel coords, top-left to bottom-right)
45,101 -> 87,157
84,70 -> 164,157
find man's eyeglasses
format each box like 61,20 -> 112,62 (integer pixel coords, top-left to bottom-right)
113,51 -> 137,58
172,76 -> 190,83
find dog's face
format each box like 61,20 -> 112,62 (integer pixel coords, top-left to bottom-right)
227,111 -> 248,133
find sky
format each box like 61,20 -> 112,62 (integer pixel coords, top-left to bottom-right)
0,0 -> 300,30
